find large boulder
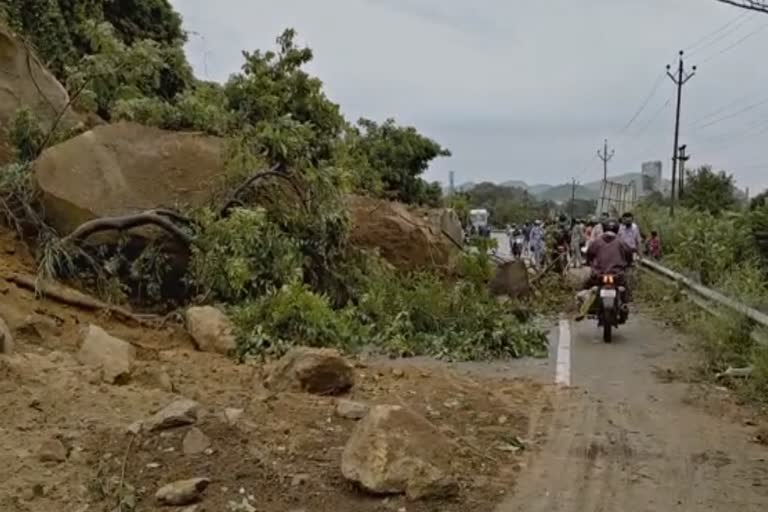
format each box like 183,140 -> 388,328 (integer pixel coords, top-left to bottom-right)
76,325 -> 136,384
0,22 -> 81,164
265,347 -> 354,396
489,260 -> 531,298
347,195 -> 458,272
185,306 -> 237,355
32,122 -> 225,235
341,405 -> 459,500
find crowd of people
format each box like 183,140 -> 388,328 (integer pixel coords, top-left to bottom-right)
504,211 -> 662,270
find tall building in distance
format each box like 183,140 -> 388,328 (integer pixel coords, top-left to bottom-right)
641,161 -> 663,193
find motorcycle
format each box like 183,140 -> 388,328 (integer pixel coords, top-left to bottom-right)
590,273 -> 629,343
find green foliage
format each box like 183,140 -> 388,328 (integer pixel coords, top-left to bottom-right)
0,162 -> 42,234
8,107 -> 45,161
464,182 -> 553,226
232,282 -> 356,359
636,203 -> 768,403
224,29 -> 346,168
351,261 -> 548,361
346,118 -> 449,205
3,0 -> 187,91
636,205 -> 757,286
1,3 -> 545,366
681,166 -> 738,215
189,208 -> 302,302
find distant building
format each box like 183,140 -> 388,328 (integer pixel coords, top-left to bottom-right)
641,161 -> 662,193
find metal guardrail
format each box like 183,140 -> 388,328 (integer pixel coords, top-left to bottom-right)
639,257 -> 768,330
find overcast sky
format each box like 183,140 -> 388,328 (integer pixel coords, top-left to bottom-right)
170,0 -> 768,191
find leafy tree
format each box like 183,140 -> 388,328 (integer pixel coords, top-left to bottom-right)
750,189 -> 768,210
2,0 -> 188,95
348,118 -> 450,205
224,29 -> 346,168
681,166 -> 737,215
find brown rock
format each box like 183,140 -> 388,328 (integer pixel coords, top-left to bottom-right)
182,427 -> 211,455
185,306 -> 237,355
142,399 -> 200,432
489,260 -> 531,298
265,347 -> 354,395
0,316 -> 14,355
155,477 -> 209,506
76,325 -> 136,384
335,399 -> 370,420
341,405 -> 458,500
223,408 -> 244,426
347,195 -> 458,272
0,22 -> 81,164
37,437 -> 67,463
32,122 -> 225,236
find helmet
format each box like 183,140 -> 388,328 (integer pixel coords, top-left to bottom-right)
603,219 -> 620,234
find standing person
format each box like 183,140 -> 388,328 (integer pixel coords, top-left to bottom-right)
522,222 -> 532,258
530,220 -> 546,268
571,218 -> 585,267
618,212 -> 642,254
647,230 -> 662,259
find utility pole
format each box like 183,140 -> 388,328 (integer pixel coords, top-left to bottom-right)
667,51 -> 696,216
570,178 -> 577,219
448,170 -> 455,196
597,139 -> 615,182
677,145 -> 690,199
597,139 -> 615,215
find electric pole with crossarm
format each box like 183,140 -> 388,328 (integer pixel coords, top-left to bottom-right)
667,51 -> 696,216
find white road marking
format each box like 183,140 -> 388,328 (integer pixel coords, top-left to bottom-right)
555,318 -> 571,386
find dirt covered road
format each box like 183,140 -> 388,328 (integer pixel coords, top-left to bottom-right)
499,314 -> 768,511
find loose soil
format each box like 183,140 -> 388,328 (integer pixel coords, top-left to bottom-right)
0,228 -> 552,512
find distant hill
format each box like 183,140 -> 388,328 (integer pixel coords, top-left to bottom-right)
538,184 -> 599,203
444,172 -> 670,200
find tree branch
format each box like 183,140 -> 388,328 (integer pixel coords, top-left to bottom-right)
219,164 -> 307,216
62,210 -> 194,246
715,0 -> 768,13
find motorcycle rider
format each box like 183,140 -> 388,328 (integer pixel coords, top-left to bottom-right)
575,219 -> 633,321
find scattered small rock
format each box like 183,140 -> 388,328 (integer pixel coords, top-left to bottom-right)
291,473 -> 310,487
0,316 -> 15,355
183,427 -> 211,455
143,399 -> 200,432
391,368 -> 405,378
755,424 -> 768,446
341,405 -> 459,500
224,408 -> 244,426
76,324 -> 136,384
155,477 -> 210,506
497,415 -> 508,425
126,421 -> 143,435
185,306 -> 237,355
265,347 -> 355,395
335,399 -> 370,420
37,437 -> 67,463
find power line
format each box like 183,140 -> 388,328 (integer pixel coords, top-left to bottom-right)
687,13 -> 754,57
691,96 -> 768,130
685,11 -> 752,54
698,22 -> 768,64
619,72 -> 666,133
634,96 -> 672,137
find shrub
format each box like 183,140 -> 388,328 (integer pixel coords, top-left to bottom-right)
231,281 -> 357,359
189,208 -> 302,302
9,107 -> 46,161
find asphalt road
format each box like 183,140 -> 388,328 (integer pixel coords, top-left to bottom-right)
497,313 -> 768,511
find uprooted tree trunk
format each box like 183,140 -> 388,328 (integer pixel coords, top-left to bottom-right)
59,166 -> 305,248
